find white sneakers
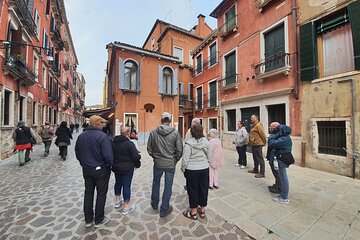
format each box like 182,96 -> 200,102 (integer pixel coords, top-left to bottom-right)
235,163 -> 240,167
235,163 -> 246,169
114,200 -> 124,209
240,165 -> 246,169
122,205 -> 136,215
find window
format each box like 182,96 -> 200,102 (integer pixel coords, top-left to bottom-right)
42,105 -> 46,124
209,42 -> 217,66
224,5 -> 236,32
124,60 -> 138,91
34,9 -> 40,37
208,81 -> 217,108
124,113 -> 137,130
241,107 -> 260,133
264,23 -> 285,72
226,109 -> 236,131
179,83 -> 185,106
189,51 -> 193,66
317,121 -> 346,156
224,51 -> 236,85
19,96 -> 26,121
196,54 -> 202,74
267,104 -> 286,125
209,118 -> 217,130
42,29 -> 48,49
48,107 -> 52,124
300,2 -> 360,81
173,47 -> 183,63
33,53 -> 39,82
3,89 -> 13,126
45,0 -> 50,15
48,74 -> 53,95
188,83 -> 193,101
53,109 -> 57,125
196,86 -> 203,110
33,101 -> 38,125
42,65 -> 47,88
163,67 -> 173,95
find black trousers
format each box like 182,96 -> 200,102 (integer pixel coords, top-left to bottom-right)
185,168 -> 209,209
82,167 -> 111,224
59,146 -> 67,158
236,145 -> 247,166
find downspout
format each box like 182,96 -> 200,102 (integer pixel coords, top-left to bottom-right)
291,0 -> 299,100
351,79 -> 356,178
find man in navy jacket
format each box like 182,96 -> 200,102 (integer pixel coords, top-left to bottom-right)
75,115 -> 114,228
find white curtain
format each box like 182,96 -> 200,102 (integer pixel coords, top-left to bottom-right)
323,24 -> 355,76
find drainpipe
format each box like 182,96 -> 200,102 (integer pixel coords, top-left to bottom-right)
291,0 -> 299,100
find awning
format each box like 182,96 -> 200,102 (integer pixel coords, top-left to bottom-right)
82,107 -> 114,120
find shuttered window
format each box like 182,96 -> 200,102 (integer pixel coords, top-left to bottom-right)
264,23 -> 285,72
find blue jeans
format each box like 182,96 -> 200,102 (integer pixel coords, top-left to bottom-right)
114,169 -> 134,202
278,161 -> 289,199
151,166 -> 175,216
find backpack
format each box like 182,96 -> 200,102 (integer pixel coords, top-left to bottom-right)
41,127 -> 52,139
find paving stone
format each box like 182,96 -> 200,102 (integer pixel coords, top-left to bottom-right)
193,225 -> 209,237
16,214 -> 37,225
122,231 -> 136,240
41,233 -> 55,240
129,222 -> 145,231
84,233 -> 98,240
115,225 -> 126,236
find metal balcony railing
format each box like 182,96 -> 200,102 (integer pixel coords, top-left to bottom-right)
219,15 -> 237,38
219,74 -> 238,91
2,54 -> 37,87
204,91 -> 218,108
202,52 -> 219,71
50,28 -> 64,51
254,53 -> 291,77
10,0 -> 37,37
63,60 -> 70,70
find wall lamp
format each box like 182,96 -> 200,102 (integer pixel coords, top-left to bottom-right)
0,40 -> 53,61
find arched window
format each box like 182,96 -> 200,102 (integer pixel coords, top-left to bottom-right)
162,67 -> 173,94
124,60 -> 138,90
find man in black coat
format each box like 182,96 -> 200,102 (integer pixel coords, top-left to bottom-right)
75,115 -> 114,228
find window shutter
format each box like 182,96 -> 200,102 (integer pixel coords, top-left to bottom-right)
158,64 -> 163,93
119,58 -> 125,89
172,68 -> 178,95
136,63 -> 141,92
348,1 -> 360,70
300,22 -> 316,81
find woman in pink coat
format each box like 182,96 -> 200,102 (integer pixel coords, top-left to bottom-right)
208,129 -> 225,189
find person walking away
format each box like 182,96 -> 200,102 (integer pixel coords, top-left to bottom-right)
55,121 -> 72,160
233,121 -> 248,169
112,127 -> 141,215
147,112 -> 183,217
267,122 -> 282,194
248,114 -> 267,178
208,128 -> 224,189
181,123 -> 211,220
69,122 -> 75,134
75,115 -> 114,227
12,121 -> 36,166
39,121 -> 54,157
75,123 -> 80,133
268,124 -> 293,204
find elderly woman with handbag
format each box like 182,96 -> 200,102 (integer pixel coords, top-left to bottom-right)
55,121 -> 73,161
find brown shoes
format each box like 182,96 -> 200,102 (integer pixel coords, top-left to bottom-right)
248,169 -> 258,174
255,174 -> 265,178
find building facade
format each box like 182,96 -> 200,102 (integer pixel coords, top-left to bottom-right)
0,0 -> 84,159
299,0 -> 360,178
209,0 -> 302,160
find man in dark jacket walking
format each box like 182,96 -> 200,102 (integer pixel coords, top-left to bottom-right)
75,115 -> 114,228
147,112 -> 183,217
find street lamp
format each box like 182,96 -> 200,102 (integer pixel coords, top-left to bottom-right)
0,40 -> 53,61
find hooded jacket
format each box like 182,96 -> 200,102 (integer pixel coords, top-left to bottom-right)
267,125 -> 292,167
181,137 -> 211,171
147,124 -> 183,169
112,135 -> 141,174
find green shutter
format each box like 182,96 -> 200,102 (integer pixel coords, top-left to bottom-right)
300,22 -> 316,81
348,0 -> 360,70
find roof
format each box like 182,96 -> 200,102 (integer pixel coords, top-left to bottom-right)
210,0 -> 231,18
191,29 -> 218,56
107,42 -> 181,63
142,19 -> 203,48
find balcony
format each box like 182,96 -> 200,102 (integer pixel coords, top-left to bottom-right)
50,28 -> 64,51
202,52 -> 219,71
219,15 -> 237,38
204,92 -> 218,110
63,39 -> 70,51
253,53 -> 291,80
2,54 -> 37,87
62,103 -> 68,111
50,62 -> 61,77
63,60 -> 70,70
48,95 -> 60,104
179,94 -> 187,107
9,0 -> 37,37
62,82 -> 69,90
254,0 -> 274,12
219,74 -> 239,91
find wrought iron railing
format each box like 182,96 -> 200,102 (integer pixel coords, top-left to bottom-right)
3,54 -> 37,86
219,15 -> 237,37
202,52 -> 218,71
254,53 -> 290,75
10,0 -> 37,37
179,94 -> 187,107
50,28 -> 64,51
219,74 -> 238,90
204,90 -> 218,108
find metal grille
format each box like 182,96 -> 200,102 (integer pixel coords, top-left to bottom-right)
317,121 -> 346,156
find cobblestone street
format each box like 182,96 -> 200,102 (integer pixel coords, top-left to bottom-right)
0,133 -> 248,240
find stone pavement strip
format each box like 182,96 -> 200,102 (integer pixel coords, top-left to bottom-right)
0,134 -> 249,240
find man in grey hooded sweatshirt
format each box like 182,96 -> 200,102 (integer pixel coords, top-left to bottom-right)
147,112 -> 183,217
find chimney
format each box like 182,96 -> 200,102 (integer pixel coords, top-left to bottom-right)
196,14 -> 206,38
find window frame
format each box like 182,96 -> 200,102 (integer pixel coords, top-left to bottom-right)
33,50 -> 39,82
195,53 -> 203,75
124,59 -> 138,91
225,109 -> 237,132
208,40 -> 218,68
162,66 -> 173,95
42,28 -> 48,49
173,46 -> 184,63
188,83 -> 194,101
34,9 -> 40,38
222,48 -> 237,83
2,88 -> 14,127
208,117 -> 218,132
18,95 -> 27,122
124,112 -> 138,131
33,101 -> 38,126
195,85 -> 203,110
208,79 -> 218,108
224,4 -> 237,33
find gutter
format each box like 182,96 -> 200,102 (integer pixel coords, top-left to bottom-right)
292,0 -> 299,100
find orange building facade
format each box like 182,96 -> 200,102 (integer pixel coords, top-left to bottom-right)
209,0 -> 302,159
106,16 -> 213,142
0,0 -> 84,158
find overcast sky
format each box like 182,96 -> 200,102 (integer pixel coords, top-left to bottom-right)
64,0 -> 220,106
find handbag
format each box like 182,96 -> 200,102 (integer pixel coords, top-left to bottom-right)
134,160 -> 141,168
30,137 -> 37,145
276,152 -> 295,166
